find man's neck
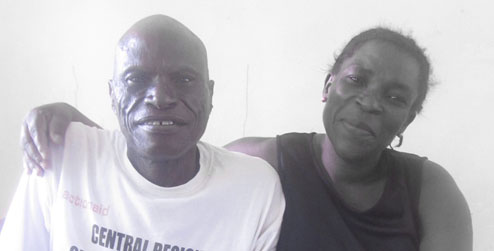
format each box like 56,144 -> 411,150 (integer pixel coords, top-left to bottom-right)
127,147 -> 200,187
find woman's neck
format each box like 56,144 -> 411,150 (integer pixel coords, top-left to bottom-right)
315,134 -> 388,211
316,134 -> 384,184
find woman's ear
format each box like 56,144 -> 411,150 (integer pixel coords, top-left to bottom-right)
322,74 -> 333,102
398,112 -> 417,135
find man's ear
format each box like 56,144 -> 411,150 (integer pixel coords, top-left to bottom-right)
207,80 -> 215,110
322,74 -> 333,102
207,80 -> 215,96
108,79 -> 117,114
108,79 -> 113,96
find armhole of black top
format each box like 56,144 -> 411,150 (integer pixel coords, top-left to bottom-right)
275,135 -> 285,181
406,158 -> 425,242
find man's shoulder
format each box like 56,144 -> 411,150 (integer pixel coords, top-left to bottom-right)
62,123 -> 125,167
66,122 -> 117,139
65,122 -> 123,148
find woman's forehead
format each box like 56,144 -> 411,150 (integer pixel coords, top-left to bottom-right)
343,40 -> 421,80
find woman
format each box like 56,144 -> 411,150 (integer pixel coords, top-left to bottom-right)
20,27 -> 472,250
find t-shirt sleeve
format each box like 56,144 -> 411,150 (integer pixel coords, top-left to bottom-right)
0,170 -> 54,250
0,134 -> 64,250
254,171 -> 286,251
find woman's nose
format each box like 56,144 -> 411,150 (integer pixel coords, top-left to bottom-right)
356,91 -> 383,114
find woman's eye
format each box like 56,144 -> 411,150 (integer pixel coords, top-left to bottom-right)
347,75 -> 365,85
387,95 -> 408,106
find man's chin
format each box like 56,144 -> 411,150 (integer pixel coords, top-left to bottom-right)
123,128 -> 202,161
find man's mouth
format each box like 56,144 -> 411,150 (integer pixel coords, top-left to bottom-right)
142,120 -> 176,126
136,116 -> 187,133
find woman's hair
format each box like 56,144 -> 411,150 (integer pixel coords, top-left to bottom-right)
331,27 -> 433,114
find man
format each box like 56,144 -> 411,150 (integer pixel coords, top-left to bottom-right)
0,15 -> 284,251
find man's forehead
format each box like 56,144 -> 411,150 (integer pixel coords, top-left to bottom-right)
112,36 -> 208,80
118,15 -> 204,52
112,15 -> 208,74
117,36 -> 141,53
115,34 -> 206,63
119,28 -> 193,51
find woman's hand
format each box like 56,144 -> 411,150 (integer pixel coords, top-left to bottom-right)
20,102 -> 100,176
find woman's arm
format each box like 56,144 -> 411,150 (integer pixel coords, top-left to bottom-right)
419,160 -> 473,251
21,102 -> 100,176
224,137 -> 278,170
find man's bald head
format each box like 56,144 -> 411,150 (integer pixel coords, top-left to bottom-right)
114,15 -> 209,79
109,14 -> 214,162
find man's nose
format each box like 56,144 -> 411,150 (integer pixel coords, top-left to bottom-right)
356,91 -> 383,114
144,80 -> 178,109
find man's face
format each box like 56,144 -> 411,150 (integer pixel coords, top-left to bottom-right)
110,31 -> 213,161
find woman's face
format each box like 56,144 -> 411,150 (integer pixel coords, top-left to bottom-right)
323,40 -> 421,162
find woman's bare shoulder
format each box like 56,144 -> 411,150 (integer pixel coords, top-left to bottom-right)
418,160 -> 472,251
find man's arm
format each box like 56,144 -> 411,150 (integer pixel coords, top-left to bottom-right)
0,174 -> 51,249
419,160 -> 473,251
225,138 -> 284,250
224,137 -> 278,170
0,142 -> 63,249
21,102 -> 100,175
253,173 -> 285,251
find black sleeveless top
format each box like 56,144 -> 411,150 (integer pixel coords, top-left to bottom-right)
276,133 -> 425,251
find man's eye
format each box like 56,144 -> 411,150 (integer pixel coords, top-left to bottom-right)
181,76 -> 192,83
125,75 -> 148,85
174,75 -> 195,84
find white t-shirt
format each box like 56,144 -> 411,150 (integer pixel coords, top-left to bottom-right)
0,122 -> 285,251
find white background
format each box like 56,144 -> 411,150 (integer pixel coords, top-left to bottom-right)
1,0 -> 493,249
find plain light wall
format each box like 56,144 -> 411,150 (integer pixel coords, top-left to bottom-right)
1,0 -> 493,249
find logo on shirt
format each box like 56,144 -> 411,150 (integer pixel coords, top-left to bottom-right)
70,224 -> 203,251
63,190 -> 110,216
